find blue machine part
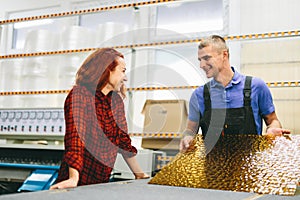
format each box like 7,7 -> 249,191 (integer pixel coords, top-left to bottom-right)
17,169 -> 58,192
0,163 -> 60,170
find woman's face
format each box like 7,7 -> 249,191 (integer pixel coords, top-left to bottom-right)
108,57 -> 127,92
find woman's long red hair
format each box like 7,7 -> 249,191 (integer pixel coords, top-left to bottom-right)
75,48 -> 126,97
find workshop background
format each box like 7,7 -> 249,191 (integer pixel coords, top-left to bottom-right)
0,0 -> 299,196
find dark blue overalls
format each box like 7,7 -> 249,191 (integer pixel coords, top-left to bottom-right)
199,76 -> 257,139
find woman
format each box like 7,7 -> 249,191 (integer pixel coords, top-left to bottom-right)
50,48 -> 149,189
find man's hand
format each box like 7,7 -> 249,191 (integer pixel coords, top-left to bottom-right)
266,127 -> 291,138
179,135 -> 194,152
264,112 -> 290,138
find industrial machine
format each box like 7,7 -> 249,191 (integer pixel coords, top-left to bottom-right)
0,108 -> 65,194
0,108 -> 167,194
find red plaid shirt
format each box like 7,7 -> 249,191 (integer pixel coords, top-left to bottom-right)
55,85 -> 137,185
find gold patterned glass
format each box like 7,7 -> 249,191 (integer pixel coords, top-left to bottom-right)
149,134 -> 300,196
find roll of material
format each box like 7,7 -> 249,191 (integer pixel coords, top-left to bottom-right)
22,29 -> 61,92
0,59 -> 23,92
96,22 -> 129,47
20,56 -> 60,108
20,72 -> 53,108
56,52 -> 90,107
22,56 -> 59,88
24,29 -> 60,53
0,59 -> 23,108
60,26 -> 95,50
57,52 -> 91,90
57,26 -> 95,107
58,55 -> 81,89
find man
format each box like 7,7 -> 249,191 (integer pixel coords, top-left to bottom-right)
180,35 -> 290,151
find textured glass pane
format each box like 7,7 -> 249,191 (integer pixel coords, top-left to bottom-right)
149,134 -> 300,196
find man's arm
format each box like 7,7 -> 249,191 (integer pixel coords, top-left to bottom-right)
179,120 -> 199,152
263,111 -> 290,137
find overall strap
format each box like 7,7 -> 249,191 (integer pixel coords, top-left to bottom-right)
243,76 -> 252,107
243,76 -> 253,134
204,82 -> 211,110
197,82 -> 211,134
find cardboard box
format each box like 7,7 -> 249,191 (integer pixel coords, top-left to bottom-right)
141,99 -> 187,150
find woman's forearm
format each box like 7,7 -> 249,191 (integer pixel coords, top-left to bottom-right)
123,155 -> 149,179
68,167 -> 80,185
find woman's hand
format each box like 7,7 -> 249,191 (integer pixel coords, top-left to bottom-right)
134,172 -> 150,179
49,178 -> 78,190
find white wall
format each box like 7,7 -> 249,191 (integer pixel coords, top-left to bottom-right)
240,0 -> 300,34
237,0 -> 300,133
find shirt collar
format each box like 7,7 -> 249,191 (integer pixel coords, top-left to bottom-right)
231,67 -> 243,85
95,87 -> 113,100
210,67 -> 243,88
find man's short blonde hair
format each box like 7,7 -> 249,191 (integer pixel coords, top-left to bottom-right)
198,35 -> 229,57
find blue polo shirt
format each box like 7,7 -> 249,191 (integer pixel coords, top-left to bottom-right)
189,67 -> 275,134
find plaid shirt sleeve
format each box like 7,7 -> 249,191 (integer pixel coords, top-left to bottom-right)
111,92 -> 137,158
63,87 -> 90,173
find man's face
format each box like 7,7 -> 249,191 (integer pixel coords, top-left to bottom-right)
198,45 -> 224,79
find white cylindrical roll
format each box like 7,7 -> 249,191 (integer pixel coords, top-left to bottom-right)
23,29 -> 60,53
1,59 -> 23,91
21,29 -> 60,108
20,56 -> 59,108
22,56 -> 59,89
20,73 -> 49,108
0,59 -> 23,108
96,22 -> 129,47
60,26 -> 95,50
57,53 -> 88,89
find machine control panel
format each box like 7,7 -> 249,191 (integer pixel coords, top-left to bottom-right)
0,108 -> 65,136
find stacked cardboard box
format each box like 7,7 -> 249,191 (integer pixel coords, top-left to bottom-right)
141,99 -> 187,150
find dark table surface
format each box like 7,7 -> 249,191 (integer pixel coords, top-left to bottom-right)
0,179 -> 299,200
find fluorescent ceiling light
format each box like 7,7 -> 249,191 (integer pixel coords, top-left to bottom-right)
158,20 -> 223,34
166,0 -> 206,8
14,19 -> 54,29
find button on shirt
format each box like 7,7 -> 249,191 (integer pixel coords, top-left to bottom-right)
189,67 -> 275,134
